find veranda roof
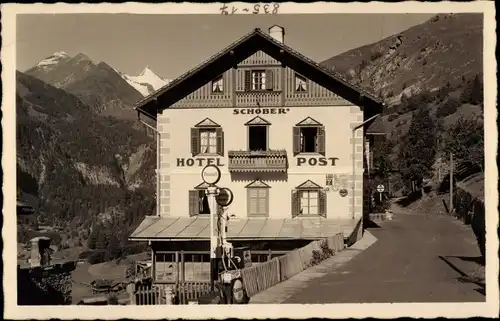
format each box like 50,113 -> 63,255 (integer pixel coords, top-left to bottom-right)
129,216 -> 356,241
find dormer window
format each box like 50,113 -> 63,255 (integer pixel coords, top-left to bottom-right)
252,70 -> 266,90
295,73 -> 308,92
244,69 -> 274,91
211,75 -> 224,93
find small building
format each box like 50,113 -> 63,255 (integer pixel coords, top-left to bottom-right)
130,26 -> 385,280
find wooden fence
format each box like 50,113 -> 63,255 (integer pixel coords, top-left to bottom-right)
131,281 -> 212,305
240,232 -> 345,298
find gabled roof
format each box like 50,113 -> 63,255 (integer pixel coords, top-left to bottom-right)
135,28 -> 385,120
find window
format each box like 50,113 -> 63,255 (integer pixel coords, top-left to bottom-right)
244,69 -> 274,91
245,116 -> 271,151
300,190 -> 319,215
295,73 -> 308,92
252,70 -> 266,90
200,129 -> 217,154
292,180 -> 326,218
293,117 -> 325,156
191,118 -> 224,156
211,75 -> 224,93
246,180 -> 270,217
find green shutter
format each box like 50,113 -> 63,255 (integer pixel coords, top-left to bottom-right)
216,127 -> 224,156
266,69 -> 274,90
293,127 -> 301,156
191,128 -> 200,157
244,70 -> 251,91
319,190 -> 327,218
189,190 -> 199,216
317,126 -> 325,156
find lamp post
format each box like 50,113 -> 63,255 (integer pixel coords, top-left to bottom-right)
201,165 -> 222,291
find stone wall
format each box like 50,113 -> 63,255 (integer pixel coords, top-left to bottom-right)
17,262 -> 76,305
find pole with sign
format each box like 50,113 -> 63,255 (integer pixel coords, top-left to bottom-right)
376,184 -> 385,203
201,165 -> 221,292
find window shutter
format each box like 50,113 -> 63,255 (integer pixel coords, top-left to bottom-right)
244,70 -> 251,91
264,189 -> 269,217
317,126 -> 326,156
189,190 -> 199,216
258,189 -> 267,215
266,69 -> 274,90
247,188 -> 258,216
293,127 -> 301,156
191,128 -> 200,157
291,190 -> 300,218
319,190 -> 327,218
216,127 -> 224,156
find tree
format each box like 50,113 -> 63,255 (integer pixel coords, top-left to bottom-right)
398,106 -> 438,195
373,138 -> 395,176
460,74 -> 483,105
443,115 -> 484,172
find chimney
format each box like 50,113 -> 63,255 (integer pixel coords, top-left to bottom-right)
268,25 -> 285,44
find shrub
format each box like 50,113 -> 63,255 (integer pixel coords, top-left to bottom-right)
388,114 -> 399,122
308,242 -> 335,267
107,294 -> 119,305
87,249 -> 106,265
436,96 -> 460,118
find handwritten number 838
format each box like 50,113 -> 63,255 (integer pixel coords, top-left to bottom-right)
253,3 -> 280,14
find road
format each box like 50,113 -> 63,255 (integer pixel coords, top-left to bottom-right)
284,210 -> 486,303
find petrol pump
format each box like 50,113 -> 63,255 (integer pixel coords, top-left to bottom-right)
199,165 -> 251,305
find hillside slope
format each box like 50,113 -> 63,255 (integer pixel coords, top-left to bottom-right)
321,13 -> 483,106
16,71 -> 156,248
26,53 -> 143,120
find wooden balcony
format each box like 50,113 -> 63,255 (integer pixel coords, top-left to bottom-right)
228,149 -> 288,173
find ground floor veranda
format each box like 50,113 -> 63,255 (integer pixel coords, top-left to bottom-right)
129,216 -> 361,283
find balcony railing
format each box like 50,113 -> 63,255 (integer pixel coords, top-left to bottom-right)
228,149 -> 288,173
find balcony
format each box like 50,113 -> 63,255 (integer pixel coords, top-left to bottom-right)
228,149 -> 288,173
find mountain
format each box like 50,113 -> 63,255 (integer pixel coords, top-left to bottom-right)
25,52 -> 144,119
25,51 -> 72,75
321,13 -> 484,196
16,70 -> 156,252
321,13 -> 483,106
119,66 -> 171,97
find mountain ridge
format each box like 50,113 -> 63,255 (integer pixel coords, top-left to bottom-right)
320,13 -> 483,106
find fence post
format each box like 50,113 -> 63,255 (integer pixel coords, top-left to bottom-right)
276,257 -> 281,282
127,283 -> 136,305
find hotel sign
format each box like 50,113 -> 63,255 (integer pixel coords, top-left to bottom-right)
297,157 -> 339,166
233,108 -> 289,115
177,158 -> 224,167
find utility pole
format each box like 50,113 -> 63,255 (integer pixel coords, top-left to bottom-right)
449,152 -> 454,214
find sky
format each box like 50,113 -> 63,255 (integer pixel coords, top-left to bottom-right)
16,13 -> 434,79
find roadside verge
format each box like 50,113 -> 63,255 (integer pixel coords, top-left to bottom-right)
249,231 -> 378,304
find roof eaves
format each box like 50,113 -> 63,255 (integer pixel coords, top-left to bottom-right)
256,29 -> 384,106
135,28 -> 262,110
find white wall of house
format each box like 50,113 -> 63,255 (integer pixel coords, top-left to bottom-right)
156,104 -> 365,221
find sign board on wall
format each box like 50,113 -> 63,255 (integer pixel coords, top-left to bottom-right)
177,158 -> 224,167
297,157 -> 339,166
233,108 -> 290,115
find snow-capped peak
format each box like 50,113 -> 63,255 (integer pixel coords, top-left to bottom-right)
37,51 -> 70,67
120,66 -> 171,97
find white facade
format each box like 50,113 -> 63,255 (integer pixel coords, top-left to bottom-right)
156,104 -> 366,221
